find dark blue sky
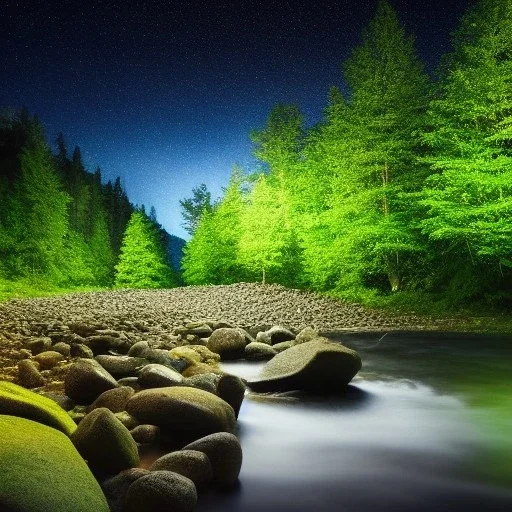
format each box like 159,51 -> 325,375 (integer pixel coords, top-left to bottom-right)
1,0 -> 474,239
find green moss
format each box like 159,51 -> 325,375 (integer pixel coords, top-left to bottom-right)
0,381 -> 76,436
0,415 -> 109,512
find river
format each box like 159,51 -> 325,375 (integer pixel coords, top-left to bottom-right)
197,332 -> 512,512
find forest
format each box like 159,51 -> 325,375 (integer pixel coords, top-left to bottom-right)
1,0 -> 511,314
0,108 -> 181,294
182,0 -> 512,312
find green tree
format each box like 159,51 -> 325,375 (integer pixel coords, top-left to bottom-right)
179,183 -> 213,236
115,210 -> 175,288
420,0 -> 512,300
327,0 -> 431,294
182,168 -> 247,284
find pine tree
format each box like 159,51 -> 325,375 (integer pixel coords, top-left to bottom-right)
115,210 -> 175,288
420,0 -> 512,299
179,183 -> 213,235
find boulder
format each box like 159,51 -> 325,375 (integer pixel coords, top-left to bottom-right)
247,339 -> 362,392
17,359 -> 46,388
183,432 -> 242,487
265,325 -> 296,344
124,471 -> 197,512
52,341 -> 71,356
182,362 -> 224,377
95,355 -> 148,377
87,386 -> 135,413
64,358 -> 119,404
0,415 -> 109,512
149,450 -> 213,490
207,328 -> 246,360
170,345 -> 220,365
137,363 -> 184,388
102,468 -> 149,512
244,341 -> 277,360
0,381 -> 76,435
294,326 -> 319,344
26,337 -> 53,355
71,407 -> 139,475
273,340 -> 295,352
34,350 -> 65,370
130,424 -> 160,444
85,335 -> 129,355
70,343 -> 94,358
217,374 -> 246,419
184,373 -> 220,394
126,386 -> 236,436
144,349 -> 189,373
127,340 -> 150,358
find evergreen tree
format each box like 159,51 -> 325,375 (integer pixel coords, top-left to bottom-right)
327,0 -> 431,294
420,0 -> 512,300
115,210 -> 175,288
179,183 -> 213,236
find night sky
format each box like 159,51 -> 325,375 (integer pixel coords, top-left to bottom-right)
1,0 -> 474,239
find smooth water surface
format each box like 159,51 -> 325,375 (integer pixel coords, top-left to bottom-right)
197,333 -> 512,512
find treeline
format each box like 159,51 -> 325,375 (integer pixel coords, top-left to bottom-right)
182,0 -> 512,310
0,109 -> 178,289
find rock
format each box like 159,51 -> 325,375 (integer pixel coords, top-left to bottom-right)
266,325 -> 296,344
64,358 -> 119,404
0,415 -> 109,512
183,432 -> 242,487
207,328 -> 246,360
182,362 -> 224,377
130,424 -> 160,444
17,359 -> 46,388
69,322 -> 101,337
117,377 -> 142,391
95,355 -> 148,377
86,335 -> 130,355
184,373 -> 220,394
273,340 -> 295,352
170,345 -> 220,365
71,407 -> 139,475
217,374 -> 246,419
185,323 -> 213,337
127,340 -> 150,357
39,391 -> 75,411
70,343 -> 94,358
126,386 -> 236,436
255,331 -> 272,345
53,341 -> 71,356
294,326 -> 319,344
144,348 -> 189,372
244,341 -> 277,360
150,450 -> 213,490
34,350 -> 65,370
102,468 -> 150,512
138,363 -> 184,388
247,339 -> 362,392
114,411 -> 140,430
87,386 -> 135,413
0,381 -> 76,435
124,471 -> 197,512
27,336 -> 53,355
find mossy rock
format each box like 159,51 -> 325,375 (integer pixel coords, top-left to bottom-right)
0,381 -> 76,436
126,386 -> 236,436
0,415 -> 109,512
247,339 -> 362,392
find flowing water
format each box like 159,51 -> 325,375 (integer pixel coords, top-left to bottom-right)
197,332 -> 512,512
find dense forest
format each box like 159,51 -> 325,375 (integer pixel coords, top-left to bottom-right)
182,0 -> 512,311
0,109 -> 180,291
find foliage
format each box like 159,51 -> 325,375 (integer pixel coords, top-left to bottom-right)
115,211 -> 176,288
179,183 -> 213,235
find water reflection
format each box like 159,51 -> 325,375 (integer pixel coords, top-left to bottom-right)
195,334 -> 512,511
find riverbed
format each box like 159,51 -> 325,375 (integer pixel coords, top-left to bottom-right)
198,332 -> 512,512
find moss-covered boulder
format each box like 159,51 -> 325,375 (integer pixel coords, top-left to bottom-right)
207,328 -> 246,360
149,450 -> 213,490
183,432 -> 242,487
70,407 -> 139,475
124,471 -> 197,512
0,415 -> 109,512
247,339 -> 362,392
126,386 -> 236,436
0,381 -> 76,435
87,386 -> 135,413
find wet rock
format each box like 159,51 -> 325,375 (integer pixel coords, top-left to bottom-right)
207,328 -> 246,360
126,386 -> 236,436
64,358 -> 119,404
87,386 -> 135,413
247,339 -> 361,392
217,374 -> 246,419
71,407 -> 139,475
183,432 -> 242,487
149,450 -> 213,490
124,471 -> 197,512
266,325 -> 296,344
